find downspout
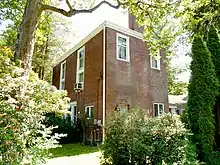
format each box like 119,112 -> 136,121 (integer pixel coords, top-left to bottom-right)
102,25 -> 106,142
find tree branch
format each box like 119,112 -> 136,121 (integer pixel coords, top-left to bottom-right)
74,0 -> 122,14
66,0 -> 73,11
41,0 -> 125,17
41,4 -> 74,17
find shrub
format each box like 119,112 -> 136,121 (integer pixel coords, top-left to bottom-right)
0,47 -> 69,164
45,113 -> 82,144
101,109 -> 199,165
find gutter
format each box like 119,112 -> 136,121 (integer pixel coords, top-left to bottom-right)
102,26 -> 106,142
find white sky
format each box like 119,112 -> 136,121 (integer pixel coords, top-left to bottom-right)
0,2 -> 191,82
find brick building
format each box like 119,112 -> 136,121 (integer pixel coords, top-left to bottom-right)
52,15 -> 168,142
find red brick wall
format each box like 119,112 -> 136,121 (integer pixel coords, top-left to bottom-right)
52,31 -> 104,120
83,31 -> 103,120
105,27 -> 168,116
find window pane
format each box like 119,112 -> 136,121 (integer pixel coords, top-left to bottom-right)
118,36 -> 127,46
86,107 -> 90,118
79,49 -> 84,58
154,104 -> 159,117
159,104 -> 164,114
61,63 -> 66,79
118,46 -> 127,60
90,107 -> 93,118
74,106 -> 77,116
79,72 -> 84,83
61,81 -> 65,89
79,57 -> 84,69
152,57 -> 158,68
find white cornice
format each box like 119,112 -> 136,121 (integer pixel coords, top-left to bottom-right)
52,21 -> 143,67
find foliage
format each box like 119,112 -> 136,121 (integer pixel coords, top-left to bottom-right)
0,0 -> 71,82
2,0 -> 220,67
167,64 -> 188,95
122,0 -> 220,57
101,109 -> 198,165
187,35 -> 218,163
207,26 -> 220,82
49,143 -> 99,158
0,47 -> 70,164
206,26 -> 220,153
45,113 -> 82,144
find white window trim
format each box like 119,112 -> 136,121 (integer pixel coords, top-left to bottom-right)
116,33 -> 130,62
153,103 -> 164,117
59,61 -> 66,90
76,46 -> 85,87
85,106 -> 94,119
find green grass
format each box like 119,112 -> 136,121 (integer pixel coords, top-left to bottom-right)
49,143 -> 99,158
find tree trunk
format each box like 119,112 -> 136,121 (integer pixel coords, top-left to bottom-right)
15,0 -> 43,80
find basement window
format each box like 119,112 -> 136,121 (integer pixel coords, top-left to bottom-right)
154,103 -> 164,117
85,106 -> 94,119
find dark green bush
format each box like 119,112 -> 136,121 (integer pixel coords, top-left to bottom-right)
45,113 -> 82,144
187,34 -> 218,163
101,109 -> 199,165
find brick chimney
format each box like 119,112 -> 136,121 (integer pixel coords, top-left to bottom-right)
128,13 -> 143,33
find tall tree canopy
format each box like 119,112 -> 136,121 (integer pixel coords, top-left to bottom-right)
187,35 -> 218,163
167,65 -> 188,95
207,26 -> 220,150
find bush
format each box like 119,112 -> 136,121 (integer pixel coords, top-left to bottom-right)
45,113 -> 82,144
101,109 -> 199,165
0,47 -> 69,164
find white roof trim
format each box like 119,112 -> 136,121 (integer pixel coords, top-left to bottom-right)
53,21 -> 143,67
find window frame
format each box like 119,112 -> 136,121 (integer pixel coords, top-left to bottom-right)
85,106 -> 94,119
153,103 -> 164,117
116,33 -> 130,62
76,46 -> 85,87
70,102 -> 77,124
59,61 -> 66,90
150,51 -> 161,70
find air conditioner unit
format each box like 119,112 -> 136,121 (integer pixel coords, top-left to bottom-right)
74,82 -> 83,91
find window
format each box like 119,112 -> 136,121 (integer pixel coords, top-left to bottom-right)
70,102 -> 77,124
150,51 -> 161,70
116,33 -> 130,62
59,61 -> 66,90
64,102 -> 77,124
76,47 -> 85,86
85,106 -> 94,119
115,104 -> 129,115
154,103 -> 164,117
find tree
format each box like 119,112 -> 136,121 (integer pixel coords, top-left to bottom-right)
1,0 -> 218,83
0,0 -> 73,82
207,26 -> 220,150
187,35 -> 218,163
167,65 -> 188,95
13,0 -> 121,81
0,47 -> 69,164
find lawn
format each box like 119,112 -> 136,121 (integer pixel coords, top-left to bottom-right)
49,143 -> 99,158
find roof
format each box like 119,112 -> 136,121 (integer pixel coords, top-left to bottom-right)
168,94 -> 188,105
53,21 -> 143,67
